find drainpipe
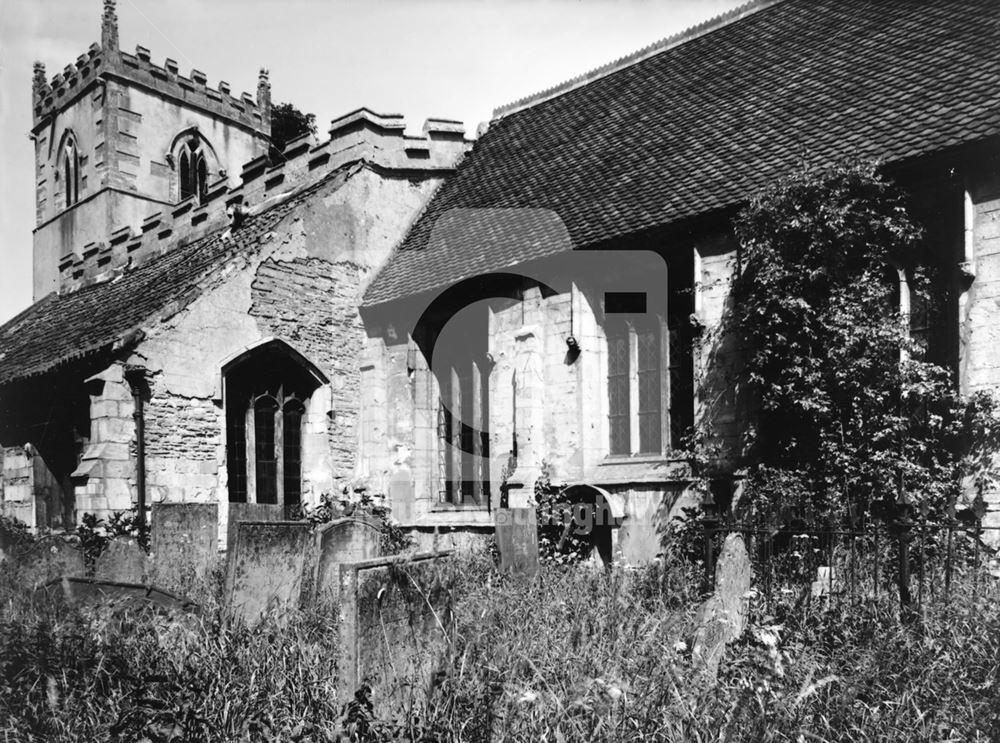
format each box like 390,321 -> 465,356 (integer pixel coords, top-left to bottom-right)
125,367 -> 147,529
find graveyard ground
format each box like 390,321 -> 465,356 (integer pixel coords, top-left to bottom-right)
2,542 -> 1000,742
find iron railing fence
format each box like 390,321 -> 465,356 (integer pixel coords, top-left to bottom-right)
702,517 -> 1000,614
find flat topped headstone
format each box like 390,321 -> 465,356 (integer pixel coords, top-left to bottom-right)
226,502 -> 284,553
226,521 -> 315,626
337,552 -> 453,718
150,503 -> 218,595
495,508 -> 539,576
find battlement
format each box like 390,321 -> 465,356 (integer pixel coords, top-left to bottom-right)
32,44 -> 270,133
31,45 -> 104,126
32,0 -> 269,133
56,109 -> 471,293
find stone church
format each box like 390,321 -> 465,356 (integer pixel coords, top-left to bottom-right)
2,0 -> 999,562
0,0 -> 468,545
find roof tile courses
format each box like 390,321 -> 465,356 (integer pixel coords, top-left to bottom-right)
364,0 -> 1000,307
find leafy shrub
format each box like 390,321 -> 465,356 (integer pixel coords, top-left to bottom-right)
75,510 -> 150,567
0,513 -> 35,552
696,160 -> 1000,524
298,490 -> 415,556
534,463 -> 591,565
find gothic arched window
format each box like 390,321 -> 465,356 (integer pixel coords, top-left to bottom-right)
175,135 -> 210,203
60,133 -> 80,208
223,342 -> 326,511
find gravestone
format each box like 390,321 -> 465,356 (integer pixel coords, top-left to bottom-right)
150,503 -> 218,595
226,502 -> 285,553
692,533 -> 752,681
226,521 -> 315,625
314,518 -> 382,606
16,536 -> 86,588
495,507 -> 539,575
338,551 -> 453,718
95,536 -> 149,583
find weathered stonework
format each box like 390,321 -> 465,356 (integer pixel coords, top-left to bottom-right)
82,365 -> 135,509
5,1 -> 467,538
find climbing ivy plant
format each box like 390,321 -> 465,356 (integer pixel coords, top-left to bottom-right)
696,160 -> 1000,523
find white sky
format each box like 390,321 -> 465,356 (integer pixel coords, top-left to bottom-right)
0,0 -> 745,324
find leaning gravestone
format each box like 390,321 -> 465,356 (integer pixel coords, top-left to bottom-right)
226,521 -> 314,625
691,533 -> 752,681
16,536 -> 86,589
495,507 -> 539,575
150,503 -> 218,595
95,536 -> 150,584
314,518 -> 382,606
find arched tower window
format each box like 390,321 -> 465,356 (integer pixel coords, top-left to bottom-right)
173,133 -> 213,203
59,133 -> 81,208
223,341 -> 326,512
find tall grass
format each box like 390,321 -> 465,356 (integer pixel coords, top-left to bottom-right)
2,545 -> 1000,741
0,576 -> 340,742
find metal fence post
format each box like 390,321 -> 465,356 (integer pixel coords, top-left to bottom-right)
893,501 -> 916,622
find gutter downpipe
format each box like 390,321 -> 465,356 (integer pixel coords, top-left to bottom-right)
125,366 -> 147,529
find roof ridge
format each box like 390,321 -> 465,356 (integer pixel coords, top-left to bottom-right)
492,0 -> 787,119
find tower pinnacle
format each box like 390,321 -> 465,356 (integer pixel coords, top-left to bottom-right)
102,0 -> 119,51
257,68 -> 272,125
32,62 -> 47,100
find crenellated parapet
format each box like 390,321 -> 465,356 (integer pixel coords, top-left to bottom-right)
56,108 -> 471,293
32,42 -> 270,135
31,44 -> 103,124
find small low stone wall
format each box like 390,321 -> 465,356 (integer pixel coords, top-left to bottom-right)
338,552 -> 454,717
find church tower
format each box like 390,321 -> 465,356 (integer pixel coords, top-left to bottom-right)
30,0 -> 271,299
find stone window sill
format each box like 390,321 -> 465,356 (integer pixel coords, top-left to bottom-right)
429,503 -> 490,513
599,453 -> 691,467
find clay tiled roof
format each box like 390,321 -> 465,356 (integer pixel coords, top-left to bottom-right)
0,170 -> 350,387
364,0 -> 1000,307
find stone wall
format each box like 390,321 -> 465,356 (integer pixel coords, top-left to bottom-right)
364,248 -> 720,562
962,159 -> 1000,528
98,166 -> 448,541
